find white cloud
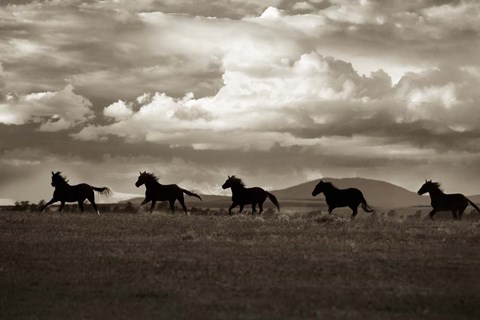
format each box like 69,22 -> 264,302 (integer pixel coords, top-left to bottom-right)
0,85 -> 93,130
71,52 -> 392,148
394,67 -> 480,128
292,2 -> 316,12
70,48 -> 480,156
104,100 -> 134,121
260,6 -> 284,19
422,2 -> 480,33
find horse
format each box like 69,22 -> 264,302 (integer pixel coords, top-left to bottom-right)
40,171 -> 111,214
135,171 -> 202,214
417,180 -> 480,220
221,175 -> 280,215
311,180 -> 374,218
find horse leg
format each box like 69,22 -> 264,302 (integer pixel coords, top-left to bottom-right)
429,209 -> 438,220
168,200 -> 175,214
228,203 -> 237,215
458,204 -> 467,220
350,205 -> 358,219
328,206 -> 334,214
259,202 -> 264,214
252,203 -> 257,215
59,201 -> 65,213
452,209 -> 458,220
138,198 -> 150,212
78,200 -> 84,213
40,198 -> 57,213
150,200 -> 157,213
88,197 -> 99,214
178,197 -> 188,215
239,204 -> 244,214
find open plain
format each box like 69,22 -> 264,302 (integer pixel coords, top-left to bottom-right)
1,210 -> 479,319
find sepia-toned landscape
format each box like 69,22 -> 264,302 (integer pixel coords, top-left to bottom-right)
2,0 -> 480,318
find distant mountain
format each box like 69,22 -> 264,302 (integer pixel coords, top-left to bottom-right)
272,177 -> 431,209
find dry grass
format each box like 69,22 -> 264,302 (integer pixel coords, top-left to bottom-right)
0,210 -> 479,319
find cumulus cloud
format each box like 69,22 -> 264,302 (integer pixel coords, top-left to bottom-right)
0,85 -> 93,131
104,100 -> 134,121
71,49 -> 480,155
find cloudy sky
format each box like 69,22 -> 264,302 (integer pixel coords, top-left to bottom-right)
1,0 -> 480,204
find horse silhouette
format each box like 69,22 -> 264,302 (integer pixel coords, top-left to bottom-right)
417,180 -> 480,220
312,180 -> 374,218
135,171 -> 202,214
221,175 -> 280,215
40,171 -> 111,214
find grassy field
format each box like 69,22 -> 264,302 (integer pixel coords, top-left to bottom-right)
1,210 -> 479,319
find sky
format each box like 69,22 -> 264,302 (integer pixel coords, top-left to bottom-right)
1,0 -> 480,204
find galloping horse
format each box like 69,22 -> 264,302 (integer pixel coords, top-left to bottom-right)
40,171 -> 111,214
135,171 -> 202,214
312,180 -> 374,218
417,180 -> 480,220
221,175 -> 280,215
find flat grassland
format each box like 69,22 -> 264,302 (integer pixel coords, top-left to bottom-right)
1,211 -> 479,319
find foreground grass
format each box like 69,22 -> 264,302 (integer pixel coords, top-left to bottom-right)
0,211 -> 479,319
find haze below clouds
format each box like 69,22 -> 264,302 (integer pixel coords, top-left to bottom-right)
1,0 -> 480,203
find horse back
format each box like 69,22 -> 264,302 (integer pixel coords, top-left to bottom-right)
54,183 -> 93,202
337,188 -> 363,198
431,193 -> 468,209
232,187 -> 266,204
147,183 -> 182,201
326,187 -> 364,206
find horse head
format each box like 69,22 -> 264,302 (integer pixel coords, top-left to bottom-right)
222,175 -> 233,189
222,175 -> 244,189
135,171 -> 148,187
417,180 -> 435,195
51,171 -> 66,187
312,179 -> 325,196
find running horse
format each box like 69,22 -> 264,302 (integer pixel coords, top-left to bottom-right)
221,175 -> 280,215
417,180 -> 480,220
311,180 -> 374,218
40,171 -> 111,214
135,171 -> 202,214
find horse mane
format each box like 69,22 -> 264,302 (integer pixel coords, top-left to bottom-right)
143,172 -> 160,183
55,172 -> 69,183
321,181 -> 337,190
429,181 -> 443,192
229,176 -> 245,187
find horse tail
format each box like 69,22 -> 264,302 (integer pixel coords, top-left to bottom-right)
182,189 -> 202,201
266,192 -> 280,212
467,199 -> 480,214
361,197 -> 374,213
92,186 -> 112,197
